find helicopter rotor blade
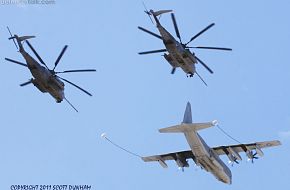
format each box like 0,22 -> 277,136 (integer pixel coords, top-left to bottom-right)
138,49 -> 167,55
188,46 -> 232,51
171,67 -> 176,74
171,13 -> 182,43
195,56 -> 214,74
20,79 -> 33,87
25,40 -> 49,69
186,23 -> 215,46
53,45 -> 68,71
57,76 -> 92,96
5,58 -> 28,67
55,69 -> 96,74
138,26 -> 162,40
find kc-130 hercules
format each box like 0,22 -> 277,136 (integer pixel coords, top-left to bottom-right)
142,102 -> 281,184
138,9 -> 232,85
5,27 -> 96,112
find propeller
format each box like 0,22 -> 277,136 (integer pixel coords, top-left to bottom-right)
138,26 -> 162,40
187,46 -> 232,51
195,56 -> 214,74
178,167 -> 185,172
248,152 -> 259,163
142,1 -> 154,24
51,45 -> 96,75
171,13 -> 182,43
5,58 -> 27,67
7,26 -> 18,50
25,40 -> 49,70
185,23 -> 215,46
228,159 -> 239,167
138,49 -> 167,55
53,45 -> 68,71
57,76 -> 92,96
171,67 -> 176,74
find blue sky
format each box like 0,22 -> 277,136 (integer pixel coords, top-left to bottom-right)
0,0 -> 289,189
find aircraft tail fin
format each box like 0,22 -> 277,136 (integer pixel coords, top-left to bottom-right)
183,102 -> 192,123
158,102 -> 217,133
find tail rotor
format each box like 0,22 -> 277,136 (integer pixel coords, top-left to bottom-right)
7,26 -> 18,50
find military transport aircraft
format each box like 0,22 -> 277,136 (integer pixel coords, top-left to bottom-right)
142,102 -> 281,184
5,28 -> 96,112
138,9 -> 232,85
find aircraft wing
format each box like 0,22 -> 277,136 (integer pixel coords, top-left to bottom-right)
212,140 -> 281,157
142,150 -> 194,168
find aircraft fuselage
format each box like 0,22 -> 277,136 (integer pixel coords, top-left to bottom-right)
155,18 -> 197,76
19,48 -> 65,102
183,130 -> 232,184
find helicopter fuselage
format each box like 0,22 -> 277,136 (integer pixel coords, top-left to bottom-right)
19,48 -> 65,103
155,19 -> 197,76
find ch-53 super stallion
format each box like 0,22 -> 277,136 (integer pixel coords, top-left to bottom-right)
138,9 -> 232,85
142,102 -> 281,184
5,27 -> 96,112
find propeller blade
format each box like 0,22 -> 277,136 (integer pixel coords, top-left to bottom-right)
186,23 -> 215,46
53,45 -> 68,71
57,76 -> 92,96
55,69 -> 96,74
138,26 -> 162,40
5,58 -> 27,67
25,40 -> 48,69
171,67 -> 176,74
195,56 -> 214,74
7,26 -> 18,49
20,79 -> 33,87
138,49 -> 167,55
171,13 -> 182,43
188,46 -> 232,51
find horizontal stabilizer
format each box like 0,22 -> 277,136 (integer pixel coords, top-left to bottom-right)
159,122 -> 216,133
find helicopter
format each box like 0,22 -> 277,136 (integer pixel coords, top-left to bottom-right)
5,27 -> 96,112
138,9 -> 232,85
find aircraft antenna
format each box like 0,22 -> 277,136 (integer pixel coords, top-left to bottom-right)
101,133 -> 142,158
216,124 -> 241,144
